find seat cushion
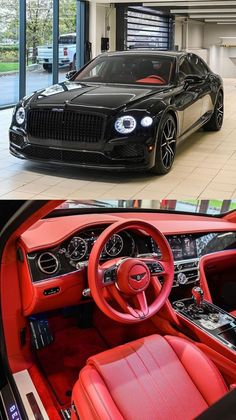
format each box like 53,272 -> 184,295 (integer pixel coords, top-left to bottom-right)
231,310 -> 236,317
72,334 -> 228,420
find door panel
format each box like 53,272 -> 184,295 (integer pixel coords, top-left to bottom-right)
177,57 -> 203,134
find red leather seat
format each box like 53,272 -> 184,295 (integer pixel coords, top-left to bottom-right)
231,310 -> 236,317
72,334 -> 228,420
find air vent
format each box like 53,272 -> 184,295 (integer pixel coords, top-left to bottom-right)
37,252 -> 59,275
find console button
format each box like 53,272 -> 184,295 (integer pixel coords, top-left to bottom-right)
43,287 -> 60,296
175,301 -> 185,309
208,313 -> 220,323
177,272 -> 187,285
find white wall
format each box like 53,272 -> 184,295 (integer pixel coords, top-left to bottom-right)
188,20 -> 204,49
204,23 -> 236,48
175,19 -> 182,50
90,4 -> 116,57
174,19 -> 204,50
204,23 -> 236,77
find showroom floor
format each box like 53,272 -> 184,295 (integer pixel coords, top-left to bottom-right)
1,78 -> 236,200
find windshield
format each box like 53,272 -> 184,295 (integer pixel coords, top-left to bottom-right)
75,54 -> 175,85
55,200 -> 236,216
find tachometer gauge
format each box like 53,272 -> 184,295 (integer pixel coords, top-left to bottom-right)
105,234 -> 123,257
67,237 -> 87,261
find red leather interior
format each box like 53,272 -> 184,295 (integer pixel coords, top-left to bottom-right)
0,201 -> 63,373
199,250 -> 236,312
72,334 -> 228,420
18,245 -> 86,315
20,212 -> 236,253
88,219 -> 174,323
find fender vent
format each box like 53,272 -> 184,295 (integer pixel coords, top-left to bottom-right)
37,252 -> 59,275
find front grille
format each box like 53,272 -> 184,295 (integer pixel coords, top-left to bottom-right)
22,145 -> 145,166
112,144 -> 144,159
23,145 -> 114,165
10,132 -> 25,148
27,108 -> 105,143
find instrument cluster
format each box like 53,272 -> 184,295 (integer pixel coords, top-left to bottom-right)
28,226 -> 136,282
60,227 -> 135,268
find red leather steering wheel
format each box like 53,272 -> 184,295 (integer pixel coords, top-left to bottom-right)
88,219 -> 174,323
148,75 -> 166,83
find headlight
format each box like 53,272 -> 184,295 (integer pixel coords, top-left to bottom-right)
115,116 -> 136,134
15,107 -> 25,125
141,116 -> 153,127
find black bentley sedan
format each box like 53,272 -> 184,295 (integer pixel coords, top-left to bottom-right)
9,51 -> 224,174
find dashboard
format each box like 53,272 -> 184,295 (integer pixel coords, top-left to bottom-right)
27,227 -> 236,283
17,212 -> 236,316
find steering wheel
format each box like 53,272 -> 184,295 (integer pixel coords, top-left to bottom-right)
147,75 -> 166,83
88,219 -> 174,323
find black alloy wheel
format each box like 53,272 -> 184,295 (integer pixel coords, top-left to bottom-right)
151,114 -> 177,175
204,91 -> 224,131
216,92 -> 224,128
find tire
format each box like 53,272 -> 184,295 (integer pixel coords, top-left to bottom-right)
72,54 -> 76,70
150,113 -> 177,175
43,64 -> 52,73
203,90 -> 224,131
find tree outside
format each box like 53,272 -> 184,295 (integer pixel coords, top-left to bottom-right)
0,0 -> 76,72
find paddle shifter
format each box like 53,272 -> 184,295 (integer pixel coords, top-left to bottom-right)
192,286 -> 204,307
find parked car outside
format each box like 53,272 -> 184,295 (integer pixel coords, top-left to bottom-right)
37,33 -> 77,72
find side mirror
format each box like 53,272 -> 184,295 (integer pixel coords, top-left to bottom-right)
66,70 -> 77,80
184,74 -> 204,86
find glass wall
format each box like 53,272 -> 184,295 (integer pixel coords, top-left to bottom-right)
58,0 -> 77,83
0,0 -> 19,106
0,0 -> 82,109
26,0 -> 53,95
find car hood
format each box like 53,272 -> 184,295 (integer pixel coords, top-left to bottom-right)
30,81 -> 169,113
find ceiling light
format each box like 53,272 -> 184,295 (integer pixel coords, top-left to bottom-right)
190,14 -> 236,18
144,0 -> 236,3
171,8 -> 236,13
205,18 -> 236,21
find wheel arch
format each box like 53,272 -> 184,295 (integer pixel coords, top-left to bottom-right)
155,108 -> 179,141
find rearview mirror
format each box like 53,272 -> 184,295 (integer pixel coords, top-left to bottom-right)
184,74 -> 204,86
66,70 -> 77,80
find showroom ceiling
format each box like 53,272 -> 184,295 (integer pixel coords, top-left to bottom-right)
142,0 -> 236,24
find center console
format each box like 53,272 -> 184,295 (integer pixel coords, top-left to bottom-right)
173,258 -> 199,287
173,287 -> 236,352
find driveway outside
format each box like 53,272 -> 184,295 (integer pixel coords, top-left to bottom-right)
0,66 -> 67,107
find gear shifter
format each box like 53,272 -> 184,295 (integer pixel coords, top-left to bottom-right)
192,286 -> 204,307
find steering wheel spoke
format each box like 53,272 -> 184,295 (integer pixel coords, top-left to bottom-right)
98,259 -> 119,287
133,291 -> 149,317
140,258 -> 168,277
107,284 -> 141,318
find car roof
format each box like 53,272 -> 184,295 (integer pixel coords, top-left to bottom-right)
102,50 -> 186,58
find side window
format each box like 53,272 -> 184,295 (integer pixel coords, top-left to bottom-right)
189,55 -> 208,76
179,57 -> 192,81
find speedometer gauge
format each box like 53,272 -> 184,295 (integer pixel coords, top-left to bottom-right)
67,237 -> 87,261
105,234 -> 123,257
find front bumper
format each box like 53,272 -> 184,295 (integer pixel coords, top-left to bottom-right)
9,130 -> 156,172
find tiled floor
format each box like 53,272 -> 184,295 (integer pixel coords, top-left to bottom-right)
1,79 -> 236,199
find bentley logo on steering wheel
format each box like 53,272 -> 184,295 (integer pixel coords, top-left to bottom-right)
130,272 -> 146,281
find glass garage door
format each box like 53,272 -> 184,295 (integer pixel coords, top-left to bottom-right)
125,7 -> 172,51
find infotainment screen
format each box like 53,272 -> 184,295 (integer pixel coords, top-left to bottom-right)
167,235 -> 197,260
